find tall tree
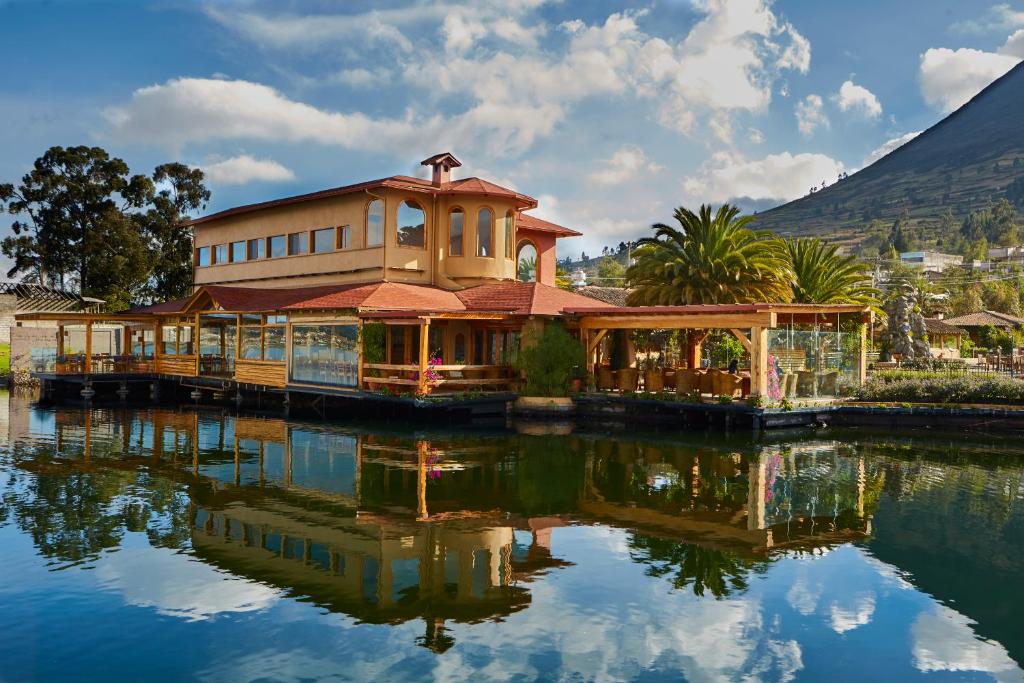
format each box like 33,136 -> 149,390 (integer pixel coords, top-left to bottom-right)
626,204 -> 791,305
785,238 -> 878,306
0,146 -> 208,310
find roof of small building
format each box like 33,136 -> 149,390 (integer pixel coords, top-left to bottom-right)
942,310 -> 1024,328
182,174 -> 538,227
124,296 -> 191,314
455,281 -> 614,316
516,212 -> 582,237
574,286 -> 631,307
923,318 -> 965,335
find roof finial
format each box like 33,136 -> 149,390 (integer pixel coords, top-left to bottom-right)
420,152 -> 461,186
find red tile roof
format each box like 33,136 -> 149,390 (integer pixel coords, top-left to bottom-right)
456,281 -> 614,316
183,175 -> 536,227
285,282 -> 465,312
516,212 -> 582,237
943,310 -> 1024,328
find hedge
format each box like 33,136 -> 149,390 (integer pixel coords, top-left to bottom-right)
856,374 -> 1024,404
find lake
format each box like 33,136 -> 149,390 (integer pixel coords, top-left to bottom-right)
1,390 -> 1022,682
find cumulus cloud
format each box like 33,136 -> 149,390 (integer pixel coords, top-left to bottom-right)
795,95 -> 829,136
1002,29 -> 1024,58
200,155 -> 296,185
862,131 -> 922,167
951,3 -> 1024,34
919,47 -> 1020,112
912,604 -> 1021,679
834,79 -> 882,118
588,145 -> 662,185
330,67 -> 391,88
683,150 -> 845,204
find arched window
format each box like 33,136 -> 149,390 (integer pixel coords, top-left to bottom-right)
397,200 -> 425,247
366,199 -> 384,247
505,210 -> 515,260
477,207 -> 493,257
454,333 -> 466,363
449,208 -> 464,256
517,241 -> 538,282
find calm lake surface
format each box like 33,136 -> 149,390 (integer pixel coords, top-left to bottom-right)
1,392 -> 1023,682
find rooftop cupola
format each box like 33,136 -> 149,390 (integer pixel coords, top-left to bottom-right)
420,152 -> 462,187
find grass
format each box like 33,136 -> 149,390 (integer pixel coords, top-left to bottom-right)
0,343 -> 9,376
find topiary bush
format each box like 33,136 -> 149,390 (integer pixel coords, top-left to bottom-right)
517,322 -> 586,397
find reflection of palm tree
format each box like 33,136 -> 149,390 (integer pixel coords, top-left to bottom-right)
628,534 -> 763,598
518,256 -> 537,282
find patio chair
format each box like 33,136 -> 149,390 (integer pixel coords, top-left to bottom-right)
796,370 -> 817,397
675,369 -> 699,394
616,368 -> 639,392
818,371 -> 839,396
597,366 -> 615,391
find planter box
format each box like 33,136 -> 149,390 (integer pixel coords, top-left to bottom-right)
515,396 -> 575,414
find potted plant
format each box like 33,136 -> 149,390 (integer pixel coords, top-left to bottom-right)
643,354 -> 664,392
569,365 -> 586,393
514,322 -> 585,411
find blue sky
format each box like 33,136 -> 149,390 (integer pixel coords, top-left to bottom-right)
1,0 -> 1023,260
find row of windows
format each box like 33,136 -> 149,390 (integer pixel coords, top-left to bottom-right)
196,199 -> 516,267
197,227 -> 352,267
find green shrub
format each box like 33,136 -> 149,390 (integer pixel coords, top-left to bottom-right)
517,322 -> 585,397
361,322 -> 386,364
856,374 -> 1024,404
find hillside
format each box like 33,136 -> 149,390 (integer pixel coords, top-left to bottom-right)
752,61 -> 1024,247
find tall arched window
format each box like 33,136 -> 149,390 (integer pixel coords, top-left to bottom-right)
366,199 -> 384,247
517,241 -> 538,282
477,207 -> 493,257
505,210 -> 515,260
449,208 -> 464,256
397,200 -> 425,247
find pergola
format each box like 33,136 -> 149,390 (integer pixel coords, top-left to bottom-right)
566,303 -> 873,397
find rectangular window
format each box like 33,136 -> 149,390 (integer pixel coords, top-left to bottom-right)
179,325 -> 195,355
247,238 -> 265,260
265,314 -> 288,324
505,213 -> 514,259
288,232 -> 308,256
214,244 -> 228,264
338,226 -> 351,249
263,326 -> 286,361
197,246 -> 211,267
231,241 -> 246,263
389,328 -> 406,365
240,326 -> 261,360
161,325 -> 178,355
449,211 -> 463,256
312,227 -> 335,254
289,324 -> 359,387
269,235 -> 286,258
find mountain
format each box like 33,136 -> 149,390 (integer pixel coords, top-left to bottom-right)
752,61 -> 1024,247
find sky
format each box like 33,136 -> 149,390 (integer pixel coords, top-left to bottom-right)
1,0 -> 1023,261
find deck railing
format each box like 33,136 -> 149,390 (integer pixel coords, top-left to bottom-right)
42,355 -> 155,375
362,363 -> 518,392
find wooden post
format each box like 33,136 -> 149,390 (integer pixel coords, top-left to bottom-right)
84,321 -> 93,375
417,440 -> 429,520
858,320 -> 868,385
418,318 -> 430,395
357,319 -> 365,389
749,326 -> 769,397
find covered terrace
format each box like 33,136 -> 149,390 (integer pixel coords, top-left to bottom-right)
567,303 -> 872,401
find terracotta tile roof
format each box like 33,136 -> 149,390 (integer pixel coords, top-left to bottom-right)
191,282 -> 466,313
923,318 -> 965,335
516,212 -> 582,237
456,281 -> 616,316
943,310 -> 1024,328
575,286 -> 631,307
183,175 -> 536,227
123,297 -> 190,314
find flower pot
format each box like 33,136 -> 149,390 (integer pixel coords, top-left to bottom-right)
597,366 -> 615,391
644,369 -> 664,392
616,368 -> 639,392
570,378 -> 583,393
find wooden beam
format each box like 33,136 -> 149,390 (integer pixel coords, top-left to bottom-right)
579,312 -> 774,330
729,329 -> 752,353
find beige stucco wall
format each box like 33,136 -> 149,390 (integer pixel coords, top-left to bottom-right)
193,187 -> 522,291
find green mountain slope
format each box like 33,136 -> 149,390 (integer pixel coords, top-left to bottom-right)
752,61 -> 1024,246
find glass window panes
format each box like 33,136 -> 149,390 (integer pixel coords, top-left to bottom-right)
231,241 -> 246,262
449,209 -> 464,256
248,238 -> 265,260
338,226 -> 350,249
179,325 -> 195,355
505,211 -> 515,259
197,246 -> 211,267
263,327 -> 285,361
161,326 -> 177,355
397,200 -> 425,247
240,327 -> 261,360
312,228 -> 335,253
477,208 -> 493,257
214,244 -> 228,264
269,235 -> 286,258
265,315 -> 288,324
290,324 -> 359,387
366,199 -> 384,246
517,242 -> 538,282
288,232 -> 308,256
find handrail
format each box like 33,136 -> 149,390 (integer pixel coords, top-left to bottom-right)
362,363 -> 511,371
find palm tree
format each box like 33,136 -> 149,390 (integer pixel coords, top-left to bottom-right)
626,204 -> 791,306
786,237 -> 878,306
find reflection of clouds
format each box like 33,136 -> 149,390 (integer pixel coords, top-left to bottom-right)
912,604 -> 1024,682
829,593 -> 876,634
96,537 -> 279,622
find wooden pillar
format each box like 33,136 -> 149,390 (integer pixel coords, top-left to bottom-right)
418,318 -> 430,395
747,453 -> 767,531
84,321 -> 93,374
357,319 -> 364,389
858,320 -> 868,385
57,325 -> 64,358
685,331 -> 703,370
417,440 -> 429,520
749,326 -> 769,397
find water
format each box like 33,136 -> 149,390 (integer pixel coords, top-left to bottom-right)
1,392 -> 1023,682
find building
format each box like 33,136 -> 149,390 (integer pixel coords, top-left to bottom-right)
19,152 -> 872,402
923,318 -> 966,358
898,251 -> 963,273
943,310 -> 1024,346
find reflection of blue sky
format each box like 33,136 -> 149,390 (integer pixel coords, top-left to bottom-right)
5,521 -> 1021,682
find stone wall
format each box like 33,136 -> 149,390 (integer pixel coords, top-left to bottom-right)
0,294 -> 16,344
10,326 -> 58,374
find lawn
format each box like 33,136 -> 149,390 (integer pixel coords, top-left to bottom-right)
0,342 -> 9,376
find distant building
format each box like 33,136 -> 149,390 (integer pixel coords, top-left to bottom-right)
1,283 -> 102,342
899,251 -> 963,273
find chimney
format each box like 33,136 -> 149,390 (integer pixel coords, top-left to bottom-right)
420,152 -> 462,187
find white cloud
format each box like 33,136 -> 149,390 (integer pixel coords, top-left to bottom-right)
951,3 -> 1024,34
588,145 -> 662,185
912,604 -> 1022,680
748,128 -> 764,144
1002,29 -> 1024,58
795,94 -> 829,136
683,150 -> 845,203
829,594 -> 876,634
862,130 -> 922,167
442,11 -> 489,53
330,68 -> 391,88
834,79 -> 882,118
919,47 -> 1020,112
200,155 -> 296,185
